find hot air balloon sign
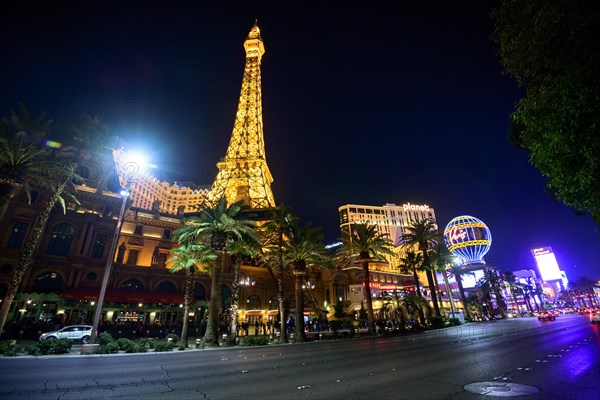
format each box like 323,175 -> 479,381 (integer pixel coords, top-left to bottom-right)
443,215 -> 491,265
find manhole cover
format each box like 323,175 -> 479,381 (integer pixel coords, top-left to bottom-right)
464,382 -> 540,397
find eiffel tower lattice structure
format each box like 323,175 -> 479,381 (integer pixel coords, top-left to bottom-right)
207,22 -> 276,209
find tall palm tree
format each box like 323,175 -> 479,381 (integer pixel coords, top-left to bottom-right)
477,269 -> 507,319
401,218 -> 442,316
227,232 -> 261,345
0,105 -> 55,222
168,243 -> 217,347
262,205 -> 298,343
502,270 -> 521,317
0,114 -> 106,335
397,251 -> 424,296
338,223 -> 394,335
283,224 -> 333,342
447,265 -> 473,320
173,197 -> 257,346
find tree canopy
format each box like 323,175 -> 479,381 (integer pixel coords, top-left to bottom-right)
492,0 -> 600,223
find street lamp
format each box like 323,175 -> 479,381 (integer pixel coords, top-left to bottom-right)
82,152 -> 148,354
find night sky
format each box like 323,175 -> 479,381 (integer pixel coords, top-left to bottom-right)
2,2 -> 598,281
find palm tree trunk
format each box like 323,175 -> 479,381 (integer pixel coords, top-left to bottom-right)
276,239 -> 287,343
412,270 -> 421,295
294,271 -> 305,342
180,269 -> 194,347
421,247 -> 440,317
456,275 -> 471,320
0,178 -> 69,335
433,270 -> 444,312
229,260 -> 241,345
509,287 -> 520,318
361,258 -> 376,335
203,253 -> 224,346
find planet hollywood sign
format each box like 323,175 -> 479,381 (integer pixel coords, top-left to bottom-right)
402,203 -> 430,212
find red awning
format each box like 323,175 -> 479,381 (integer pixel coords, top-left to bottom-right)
62,288 -> 184,303
267,310 -> 279,316
245,310 -> 263,317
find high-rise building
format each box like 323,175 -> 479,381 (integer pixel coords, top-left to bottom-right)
207,23 -> 275,209
339,202 -> 437,268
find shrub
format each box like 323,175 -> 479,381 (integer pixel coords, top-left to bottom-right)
428,316 -> 445,329
96,342 -> 119,354
0,342 -> 10,354
448,318 -> 462,326
138,338 -> 148,348
243,336 -> 270,346
25,345 -> 41,356
116,338 -> 136,353
98,332 -> 114,345
136,343 -> 148,353
178,344 -> 187,351
153,341 -> 175,352
3,346 -> 19,357
165,333 -> 179,343
37,338 -> 72,355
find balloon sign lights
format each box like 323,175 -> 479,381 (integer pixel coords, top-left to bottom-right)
443,215 -> 491,265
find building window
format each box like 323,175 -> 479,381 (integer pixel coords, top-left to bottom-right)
87,272 -> 97,281
134,225 -> 143,235
46,223 -> 75,256
7,221 -> 29,249
91,234 -> 108,259
246,294 -> 261,309
156,281 -> 176,293
163,229 -> 171,239
32,272 -> 63,294
121,279 -> 143,291
194,284 -> 206,301
126,249 -> 140,265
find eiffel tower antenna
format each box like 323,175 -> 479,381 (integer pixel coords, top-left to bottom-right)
207,22 -> 275,209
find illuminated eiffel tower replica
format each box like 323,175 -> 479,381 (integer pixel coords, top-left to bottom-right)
207,22 -> 276,210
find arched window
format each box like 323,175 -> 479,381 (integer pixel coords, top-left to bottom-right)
121,279 -> 143,291
221,285 -> 231,309
46,223 -> 75,256
268,295 -> 278,309
194,284 -> 206,301
31,272 -> 63,294
246,294 -> 261,310
156,281 -> 176,293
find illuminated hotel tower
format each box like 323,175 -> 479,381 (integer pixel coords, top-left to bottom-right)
207,23 -> 276,209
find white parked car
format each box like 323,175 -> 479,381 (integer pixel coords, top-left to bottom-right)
591,311 -> 600,324
39,325 -> 93,343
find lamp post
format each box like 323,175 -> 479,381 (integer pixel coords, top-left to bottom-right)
82,152 -> 148,354
81,184 -> 130,354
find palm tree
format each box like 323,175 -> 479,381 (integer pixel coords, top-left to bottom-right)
401,218 -> 442,316
0,105 -> 55,222
283,224 -> 333,342
227,232 -> 261,345
0,113 -> 109,335
397,293 -> 430,331
447,265 -> 473,320
338,223 -> 394,335
168,243 -> 217,347
477,269 -> 507,319
398,251 -> 424,296
173,197 -> 257,346
502,270 -> 521,317
262,205 -> 298,343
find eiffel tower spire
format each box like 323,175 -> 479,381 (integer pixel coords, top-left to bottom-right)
207,22 -> 275,209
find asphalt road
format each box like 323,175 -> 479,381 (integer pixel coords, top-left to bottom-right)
1,314 -> 598,399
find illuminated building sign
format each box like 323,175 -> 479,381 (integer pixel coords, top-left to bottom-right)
531,247 -> 562,281
403,203 -> 429,212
